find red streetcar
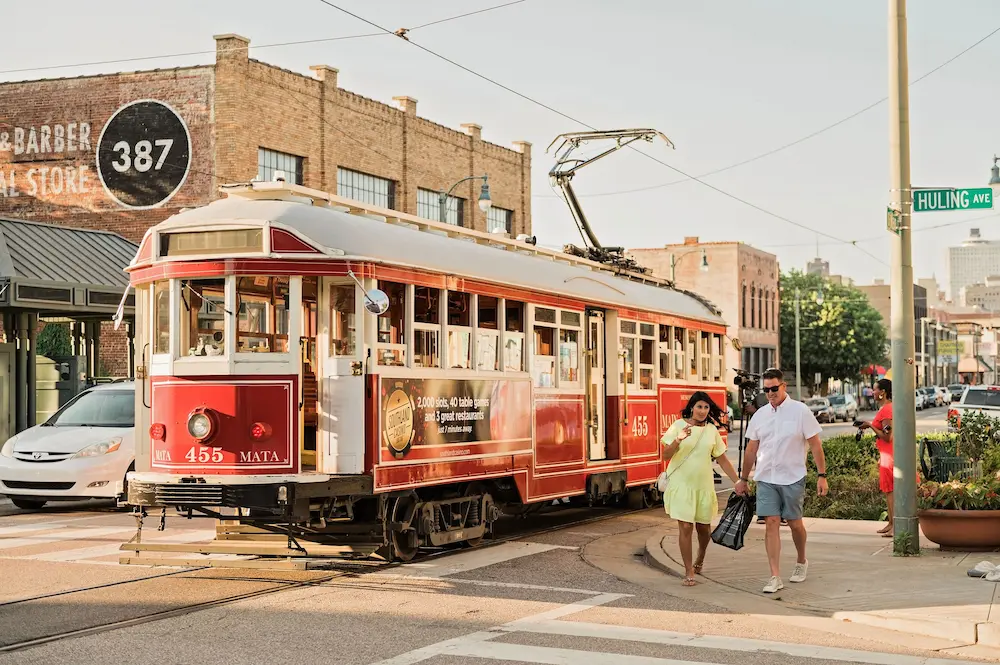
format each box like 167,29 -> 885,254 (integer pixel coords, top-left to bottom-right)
122,179 -> 729,563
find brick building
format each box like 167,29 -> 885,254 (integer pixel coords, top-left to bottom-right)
0,33 -> 533,374
628,238 -> 781,403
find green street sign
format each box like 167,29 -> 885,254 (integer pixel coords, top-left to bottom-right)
913,187 -> 993,213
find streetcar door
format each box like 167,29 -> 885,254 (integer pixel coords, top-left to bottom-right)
586,310 -> 607,460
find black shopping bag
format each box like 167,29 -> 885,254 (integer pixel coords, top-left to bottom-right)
711,492 -> 756,551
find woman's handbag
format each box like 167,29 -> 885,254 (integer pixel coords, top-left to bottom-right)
657,427 -> 704,493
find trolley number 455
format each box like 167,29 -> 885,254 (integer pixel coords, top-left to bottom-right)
184,446 -> 224,463
630,415 -> 650,437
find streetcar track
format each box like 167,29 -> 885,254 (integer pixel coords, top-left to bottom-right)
0,504 -> 656,654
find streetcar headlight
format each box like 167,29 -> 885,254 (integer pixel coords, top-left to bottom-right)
73,437 -> 122,458
188,412 -> 213,440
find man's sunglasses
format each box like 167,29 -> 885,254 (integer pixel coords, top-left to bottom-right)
762,384 -> 783,394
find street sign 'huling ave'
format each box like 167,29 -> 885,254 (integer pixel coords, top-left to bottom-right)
913,187 -> 993,213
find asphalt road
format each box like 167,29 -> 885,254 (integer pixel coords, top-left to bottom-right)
0,495 -> 992,664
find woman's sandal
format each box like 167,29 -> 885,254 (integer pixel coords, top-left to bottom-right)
693,561 -> 704,575
682,576 -> 697,586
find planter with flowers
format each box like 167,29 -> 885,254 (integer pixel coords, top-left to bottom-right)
917,410 -> 1000,550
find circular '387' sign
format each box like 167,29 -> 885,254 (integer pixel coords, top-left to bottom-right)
96,100 -> 191,209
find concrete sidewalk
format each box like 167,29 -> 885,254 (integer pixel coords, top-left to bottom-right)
644,515 -> 1000,649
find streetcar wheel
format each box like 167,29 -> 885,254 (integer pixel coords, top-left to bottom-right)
390,493 -> 420,562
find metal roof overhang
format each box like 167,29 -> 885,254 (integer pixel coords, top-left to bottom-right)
0,217 -> 138,319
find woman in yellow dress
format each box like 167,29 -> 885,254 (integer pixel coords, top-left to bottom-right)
661,391 -> 740,586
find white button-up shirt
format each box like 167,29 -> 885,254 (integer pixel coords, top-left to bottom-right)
745,396 -> 822,485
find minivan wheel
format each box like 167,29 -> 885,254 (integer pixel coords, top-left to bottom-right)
10,497 -> 46,510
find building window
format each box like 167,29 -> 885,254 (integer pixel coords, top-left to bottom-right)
337,167 -> 396,209
487,206 -> 513,234
741,283 -> 747,327
750,285 -> 757,328
417,188 -> 465,226
258,148 -> 303,184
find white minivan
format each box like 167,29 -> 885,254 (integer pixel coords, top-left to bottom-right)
0,382 -> 135,510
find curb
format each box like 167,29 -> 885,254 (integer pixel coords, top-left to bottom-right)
642,532 -> 993,647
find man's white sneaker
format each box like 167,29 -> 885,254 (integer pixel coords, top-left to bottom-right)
790,561 -> 808,583
762,576 -> 784,593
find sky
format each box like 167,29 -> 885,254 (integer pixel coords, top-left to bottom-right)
4,0 -> 1000,293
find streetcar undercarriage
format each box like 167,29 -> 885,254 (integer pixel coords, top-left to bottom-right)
121,473 -> 656,566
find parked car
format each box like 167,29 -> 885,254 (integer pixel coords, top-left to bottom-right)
914,390 -> 926,410
0,382 -> 135,510
948,384 -> 1000,431
937,386 -> 953,405
805,397 -> 835,423
947,383 -> 967,403
919,386 -> 941,408
826,394 -> 858,422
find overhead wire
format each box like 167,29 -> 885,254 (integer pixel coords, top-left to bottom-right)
0,0 -> 529,77
315,0 -> 887,265
535,24 -> 1000,199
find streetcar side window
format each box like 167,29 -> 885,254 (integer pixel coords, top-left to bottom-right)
687,329 -> 698,379
179,278 -> 226,357
447,291 -> 472,369
713,333 -> 724,382
377,280 -> 407,366
700,331 -> 711,381
330,283 -> 357,358
504,300 -> 525,372
153,280 -> 170,355
476,295 -> 499,371
619,321 -> 635,386
638,322 -> 656,390
532,306 -> 557,388
413,286 -> 440,368
559,310 -> 582,387
658,325 -> 670,380
235,276 -> 290,353
672,327 -> 685,380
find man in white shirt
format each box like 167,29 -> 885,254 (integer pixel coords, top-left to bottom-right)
735,368 -> 828,594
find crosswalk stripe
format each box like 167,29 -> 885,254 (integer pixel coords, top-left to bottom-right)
0,522 -> 67,537
505,621 -> 971,665
17,529 -> 217,563
437,640 -> 704,665
0,526 -> 135,550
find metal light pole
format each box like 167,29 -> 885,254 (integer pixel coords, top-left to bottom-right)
669,248 -> 709,282
439,174 -> 491,225
794,288 -> 802,400
888,0 -> 919,554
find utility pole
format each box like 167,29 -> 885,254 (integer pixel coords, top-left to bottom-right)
888,0 -> 919,554
794,288 -> 802,400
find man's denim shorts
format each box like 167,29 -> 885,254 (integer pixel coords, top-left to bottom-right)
756,476 -> 806,521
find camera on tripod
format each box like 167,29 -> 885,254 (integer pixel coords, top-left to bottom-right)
733,368 -> 761,407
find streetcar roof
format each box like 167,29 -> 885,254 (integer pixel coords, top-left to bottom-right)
133,184 -> 725,325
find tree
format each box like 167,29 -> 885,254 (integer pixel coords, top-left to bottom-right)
779,271 -> 888,391
36,323 -> 72,359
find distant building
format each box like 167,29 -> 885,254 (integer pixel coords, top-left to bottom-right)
918,276 -> 946,307
960,275 -> 1000,311
628,238 -> 780,402
806,257 -> 830,278
947,228 -> 1000,302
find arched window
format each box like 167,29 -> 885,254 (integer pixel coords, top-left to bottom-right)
750,285 -> 756,328
741,282 -> 747,327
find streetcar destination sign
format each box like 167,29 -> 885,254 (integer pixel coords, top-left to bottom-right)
913,187 -> 993,213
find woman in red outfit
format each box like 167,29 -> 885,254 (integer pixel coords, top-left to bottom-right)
860,379 -> 893,536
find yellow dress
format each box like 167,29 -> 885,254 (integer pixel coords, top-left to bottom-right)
661,420 -> 727,525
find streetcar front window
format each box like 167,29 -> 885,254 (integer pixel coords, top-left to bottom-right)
179,278 -> 226,357
153,280 -> 170,355
235,276 -> 290,353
